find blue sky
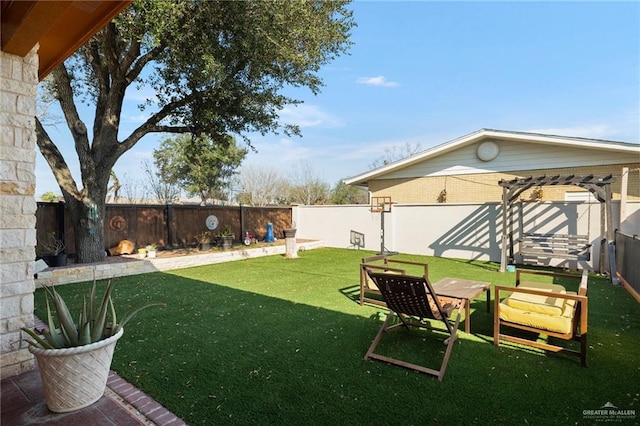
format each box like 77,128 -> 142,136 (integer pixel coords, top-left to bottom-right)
35,1 -> 640,197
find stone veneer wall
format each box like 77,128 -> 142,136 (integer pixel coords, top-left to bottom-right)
0,47 -> 38,379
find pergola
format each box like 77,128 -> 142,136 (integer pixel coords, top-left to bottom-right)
498,174 -> 617,281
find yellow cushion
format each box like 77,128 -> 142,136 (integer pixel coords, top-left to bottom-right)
504,282 -> 568,316
365,269 -> 400,291
366,275 -> 379,290
499,291 -> 578,334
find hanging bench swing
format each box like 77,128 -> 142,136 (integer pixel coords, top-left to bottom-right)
498,174 -> 618,283
518,232 -> 591,266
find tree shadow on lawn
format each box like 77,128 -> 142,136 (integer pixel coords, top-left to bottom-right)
36,270 -> 639,426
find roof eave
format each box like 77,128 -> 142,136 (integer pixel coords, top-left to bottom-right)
344,128 -> 639,186
1,0 -> 132,80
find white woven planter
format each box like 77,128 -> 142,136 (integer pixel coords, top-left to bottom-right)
28,327 -> 124,413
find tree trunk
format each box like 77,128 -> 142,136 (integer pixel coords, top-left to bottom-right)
63,192 -> 107,264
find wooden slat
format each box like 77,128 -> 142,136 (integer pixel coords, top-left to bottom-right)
519,233 -> 591,262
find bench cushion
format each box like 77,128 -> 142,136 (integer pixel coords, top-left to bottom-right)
500,282 -> 577,334
365,269 -> 400,291
366,274 -> 378,290
504,282 -> 568,316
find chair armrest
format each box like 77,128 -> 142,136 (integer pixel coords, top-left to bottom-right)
361,264 -> 407,275
495,285 -> 587,301
386,259 -> 429,277
361,254 -> 389,264
516,269 -> 583,287
578,269 -> 589,296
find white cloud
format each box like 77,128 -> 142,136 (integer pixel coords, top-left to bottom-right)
279,104 -> 344,128
125,85 -> 159,103
356,76 -> 400,87
123,113 -> 153,123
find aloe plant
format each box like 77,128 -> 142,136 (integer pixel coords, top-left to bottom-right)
22,279 -> 165,349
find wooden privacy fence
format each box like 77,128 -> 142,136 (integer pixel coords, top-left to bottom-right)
36,202 -> 292,256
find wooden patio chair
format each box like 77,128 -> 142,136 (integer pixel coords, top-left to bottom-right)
359,255 -> 429,307
494,269 -> 589,366
364,271 -> 462,381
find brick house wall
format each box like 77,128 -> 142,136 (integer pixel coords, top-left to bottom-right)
369,163 -> 640,204
0,47 -> 38,379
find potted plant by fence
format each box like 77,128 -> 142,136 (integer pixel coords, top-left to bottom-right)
41,232 -> 67,267
145,244 -> 157,258
217,225 -> 234,249
22,279 -> 165,413
194,231 -> 212,251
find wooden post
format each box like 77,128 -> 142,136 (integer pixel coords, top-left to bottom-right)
379,210 -> 385,255
240,204 -> 245,239
500,186 -> 508,272
56,201 -> 66,245
604,184 -> 619,284
166,202 -> 173,248
599,202 -> 605,274
605,184 -> 614,243
619,167 -> 628,232
509,200 -> 519,262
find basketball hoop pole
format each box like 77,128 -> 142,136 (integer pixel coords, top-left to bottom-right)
371,196 -> 397,256
379,209 -> 386,254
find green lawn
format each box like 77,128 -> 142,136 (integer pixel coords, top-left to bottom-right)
34,248 -> 639,425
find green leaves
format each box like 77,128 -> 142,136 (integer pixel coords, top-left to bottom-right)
22,279 -> 165,349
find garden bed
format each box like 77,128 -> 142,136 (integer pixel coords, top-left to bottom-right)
35,239 -> 322,287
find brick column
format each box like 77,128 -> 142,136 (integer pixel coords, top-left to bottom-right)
0,47 -> 38,379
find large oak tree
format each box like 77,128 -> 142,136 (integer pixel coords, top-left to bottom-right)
36,0 -> 354,263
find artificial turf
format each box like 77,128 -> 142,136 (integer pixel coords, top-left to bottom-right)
33,248 -> 640,425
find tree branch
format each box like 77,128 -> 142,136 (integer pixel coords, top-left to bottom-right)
119,123 -> 191,154
85,39 -> 109,93
126,44 -> 164,83
84,39 -> 109,138
121,38 -> 141,79
149,125 -> 192,133
52,64 -> 92,172
118,96 -> 192,153
103,23 -> 123,80
35,118 -> 82,200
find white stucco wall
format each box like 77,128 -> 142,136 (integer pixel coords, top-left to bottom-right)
295,201 -> 639,270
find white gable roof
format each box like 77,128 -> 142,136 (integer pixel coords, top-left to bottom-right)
345,128 -> 639,186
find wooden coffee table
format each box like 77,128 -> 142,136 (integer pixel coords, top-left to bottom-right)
432,277 -> 491,333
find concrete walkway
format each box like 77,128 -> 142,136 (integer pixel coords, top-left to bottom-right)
1,366 -> 185,425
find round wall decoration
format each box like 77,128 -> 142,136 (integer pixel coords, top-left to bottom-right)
206,214 -> 219,230
476,141 -> 500,162
109,215 -> 127,231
